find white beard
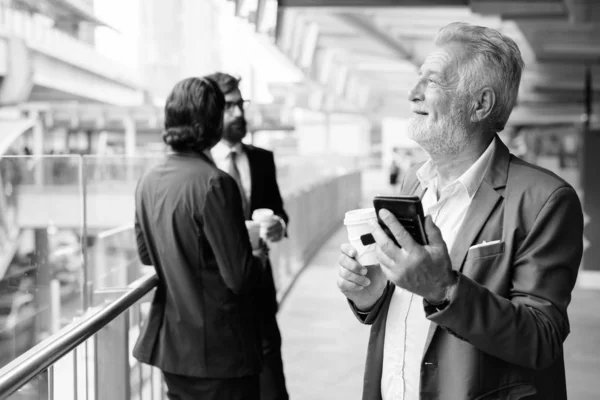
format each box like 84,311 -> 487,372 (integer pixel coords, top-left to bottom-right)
408,105 -> 472,157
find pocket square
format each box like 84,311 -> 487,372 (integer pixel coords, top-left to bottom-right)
469,239 -> 501,250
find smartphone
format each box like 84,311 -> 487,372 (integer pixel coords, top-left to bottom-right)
361,195 -> 428,247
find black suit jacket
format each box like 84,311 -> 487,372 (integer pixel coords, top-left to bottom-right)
351,136 -> 583,399
244,144 -> 288,226
133,151 -> 264,378
244,144 -> 288,316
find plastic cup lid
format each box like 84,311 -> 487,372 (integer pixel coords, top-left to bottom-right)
344,208 -> 376,224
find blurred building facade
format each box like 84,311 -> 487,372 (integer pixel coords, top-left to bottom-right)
138,0 -> 223,101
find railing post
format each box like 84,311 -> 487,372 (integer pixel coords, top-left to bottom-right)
33,227 -> 51,337
124,115 -> 137,182
94,311 -> 131,400
49,279 -> 61,334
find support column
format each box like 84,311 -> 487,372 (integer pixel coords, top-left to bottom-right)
255,0 -> 267,32
581,128 -> 599,273
32,111 -> 45,186
124,115 -> 136,157
33,228 -> 51,337
580,64 -> 600,288
124,115 -> 136,182
91,237 -> 107,297
325,112 -> 332,154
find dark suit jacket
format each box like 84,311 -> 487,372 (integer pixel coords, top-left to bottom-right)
352,136 -> 583,399
244,144 -> 288,316
133,151 -> 264,378
244,144 -> 288,225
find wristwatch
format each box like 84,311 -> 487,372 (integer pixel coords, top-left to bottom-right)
424,271 -> 458,312
425,297 -> 450,312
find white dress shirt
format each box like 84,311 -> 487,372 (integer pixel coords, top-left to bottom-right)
211,142 -> 287,234
211,141 -> 252,202
381,139 -> 496,400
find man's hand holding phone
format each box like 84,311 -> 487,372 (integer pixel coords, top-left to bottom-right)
371,209 -> 457,304
337,243 -> 387,311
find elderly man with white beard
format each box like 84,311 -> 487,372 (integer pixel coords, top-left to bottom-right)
337,22 -> 583,400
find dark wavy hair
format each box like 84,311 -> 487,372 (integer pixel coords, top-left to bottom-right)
162,77 -> 225,152
205,72 -> 241,96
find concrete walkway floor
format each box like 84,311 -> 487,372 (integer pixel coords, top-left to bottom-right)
278,228 -> 369,400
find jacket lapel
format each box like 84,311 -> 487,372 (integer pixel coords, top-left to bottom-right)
421,135 -> 510,358
449,182 -> 502,272
363,285 -> 395,400
446,135 -> 511,271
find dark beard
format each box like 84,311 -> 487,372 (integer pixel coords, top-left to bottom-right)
222,118 -> 247,143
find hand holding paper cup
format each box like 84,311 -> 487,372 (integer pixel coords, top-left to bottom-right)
339,208 -> 386,311
343,208 -> 379,266
252,208 -> 276,240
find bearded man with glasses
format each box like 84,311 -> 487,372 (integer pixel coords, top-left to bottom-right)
207,72 -> 290,400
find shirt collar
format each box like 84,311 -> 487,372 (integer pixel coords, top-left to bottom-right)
458,139 -> 495,197
416,159 -> 438,191
203,149 -> 215,163
211,141 -> 243,160
167,148 -> 215,163
417,139 -> 496,198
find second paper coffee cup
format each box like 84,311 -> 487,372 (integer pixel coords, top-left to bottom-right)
343,207 -> 378,266
245,221 -> 261,250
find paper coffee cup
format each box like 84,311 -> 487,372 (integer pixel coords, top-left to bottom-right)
245,220 -> 261,250
252,208 -> 275,240
252,208 -> 274,222
343,208 -> 378,266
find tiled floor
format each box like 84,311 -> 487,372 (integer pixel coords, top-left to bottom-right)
277,168 -> 600,400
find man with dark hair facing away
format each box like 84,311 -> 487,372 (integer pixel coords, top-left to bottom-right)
134,76 -> 267,400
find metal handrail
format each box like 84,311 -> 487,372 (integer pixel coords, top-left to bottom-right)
0,273 -> 159,399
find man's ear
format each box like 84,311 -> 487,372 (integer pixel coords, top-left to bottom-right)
471,87 -> 495,123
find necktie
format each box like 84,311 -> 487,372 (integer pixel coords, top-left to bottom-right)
228,150 -> 249,219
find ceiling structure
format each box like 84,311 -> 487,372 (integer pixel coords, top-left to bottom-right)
272,0 -> 600,126
10,0 -> 114,28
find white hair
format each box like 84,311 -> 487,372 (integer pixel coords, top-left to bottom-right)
434,22 -> 525,132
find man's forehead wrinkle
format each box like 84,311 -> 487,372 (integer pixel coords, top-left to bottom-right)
421,51 -> 453,77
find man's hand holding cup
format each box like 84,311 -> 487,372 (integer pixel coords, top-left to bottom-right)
337,208 -> 387,311
246,220 -> 269,266
252,208 -> 285,243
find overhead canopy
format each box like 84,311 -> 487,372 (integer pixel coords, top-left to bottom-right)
274,0 -> 600,125
11,0 -> 116,29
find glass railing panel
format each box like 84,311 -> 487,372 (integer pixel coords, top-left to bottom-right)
77,156 -> 164,399
81,156 -> 161,306
0,155 -> 85,369
0,273 -> 165,400
274,154 -> 361,195
47,339 -> 95,400
5,369 -> 49,399
128,300 -> 166,400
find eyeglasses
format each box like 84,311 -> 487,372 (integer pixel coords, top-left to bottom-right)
225,99 -> 251,113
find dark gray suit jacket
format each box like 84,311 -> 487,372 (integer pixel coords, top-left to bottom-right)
133,151 -> 264,378
353,136 -> 583,399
